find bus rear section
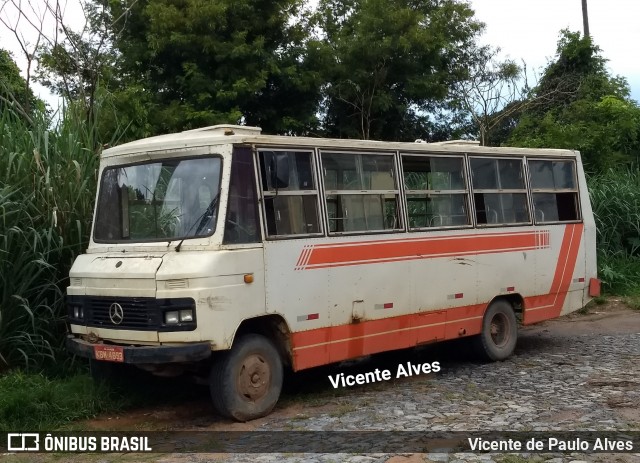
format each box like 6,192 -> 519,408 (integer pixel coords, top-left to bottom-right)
66,125 -> 598,421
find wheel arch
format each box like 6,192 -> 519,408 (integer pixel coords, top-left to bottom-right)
233,314 -> 293,368
486,293 -> 524,324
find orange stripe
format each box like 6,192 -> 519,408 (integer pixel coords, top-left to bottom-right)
300,231 -> 547,270
304,246 -> 541,270
523,223 -> 583,324
291,304 -> 486,370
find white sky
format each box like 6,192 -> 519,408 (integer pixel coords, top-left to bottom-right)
1,0 -> 638,109
471,0 -> 640,102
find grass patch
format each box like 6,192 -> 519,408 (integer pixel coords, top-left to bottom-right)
593,296 -> 607,305
0,370 -> 127,431
623,295 -> 640,311
0,367 -> 210,432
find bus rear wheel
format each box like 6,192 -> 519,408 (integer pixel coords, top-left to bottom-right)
209,334 -> 283,422
474,299 -> 517,361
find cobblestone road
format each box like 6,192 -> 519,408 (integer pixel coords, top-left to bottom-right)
162,308 -> 640,463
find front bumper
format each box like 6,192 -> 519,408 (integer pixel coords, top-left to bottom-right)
66,336 -> 212,364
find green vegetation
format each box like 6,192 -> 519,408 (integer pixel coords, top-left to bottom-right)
0,99 -> 102,373
2,0 -> 640,429
507,30 -> 640,172
0,368 -> 208,431
588,169 -> 640,294
0,370 -> 123,431
36,0 -> 485,141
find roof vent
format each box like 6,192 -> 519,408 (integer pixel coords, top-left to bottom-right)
181,124 -> 262,136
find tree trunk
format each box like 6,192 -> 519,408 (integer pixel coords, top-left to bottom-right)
582,0 -> 590,37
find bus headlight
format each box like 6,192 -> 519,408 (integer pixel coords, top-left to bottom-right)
72,305 -> 84,319
179,309 -> 194,322
164,309 -> 193,324
164,311 -> 180,324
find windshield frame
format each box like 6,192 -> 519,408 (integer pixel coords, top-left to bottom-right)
93,154 -> 224,244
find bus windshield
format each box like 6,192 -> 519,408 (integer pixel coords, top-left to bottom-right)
94,157 -> 222,242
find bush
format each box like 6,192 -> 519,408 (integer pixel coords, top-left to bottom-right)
588,168 -> 640,294
0,105 -> 100,373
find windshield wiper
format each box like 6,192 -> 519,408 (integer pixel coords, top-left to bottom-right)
175,194 -> 220,252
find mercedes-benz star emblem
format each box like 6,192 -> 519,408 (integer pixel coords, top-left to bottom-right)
109,303 -> 124,325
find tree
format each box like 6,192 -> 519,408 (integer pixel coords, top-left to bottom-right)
103,0 -> 321,135
0,49 -> 40,121
0,0 -> 48,115
508,30 -> 640,171
33,1 -> 125,136
311,0 -> 484,141
449,46 -> 527,146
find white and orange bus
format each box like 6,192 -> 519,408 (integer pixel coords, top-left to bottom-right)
66,125 -> 599,421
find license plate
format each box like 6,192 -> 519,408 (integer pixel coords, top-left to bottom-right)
94,345 -> 124,363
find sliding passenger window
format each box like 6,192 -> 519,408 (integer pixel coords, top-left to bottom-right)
470,157 -> 530,225
529,159 -> 580,223
322,152 -> 401,233
258,150 -> 321,237
402,155 -> 470,229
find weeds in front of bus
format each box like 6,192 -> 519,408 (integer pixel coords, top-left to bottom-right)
0,370 -> 128,431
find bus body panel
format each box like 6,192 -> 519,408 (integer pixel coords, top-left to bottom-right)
277,223 -> 587,370
66,126 -> 598,377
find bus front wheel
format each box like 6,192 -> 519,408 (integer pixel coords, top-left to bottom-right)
474,299 -> 517,361
209,334 -> 283,421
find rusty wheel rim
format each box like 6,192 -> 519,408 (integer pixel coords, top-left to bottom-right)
237,354 -> 271,402
490,313 -> 509,347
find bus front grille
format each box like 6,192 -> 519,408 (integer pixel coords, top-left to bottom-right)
85,297 -> 157,330
66,296 -> 196,332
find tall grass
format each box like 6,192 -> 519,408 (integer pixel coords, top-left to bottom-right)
588,168 -> 640,294
0,370 -> 125,431
0,104 -> 100,373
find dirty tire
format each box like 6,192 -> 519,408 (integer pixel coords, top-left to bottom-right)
209,334 -> 283,422
474,299 -> 518,361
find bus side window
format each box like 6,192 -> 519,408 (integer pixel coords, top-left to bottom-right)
224,147 -> 260,244
322,152 -> 401,234
258,150 -> 321,237
529,159 -> 580,223
402,154 -> 470,229
470,157 -> 530,226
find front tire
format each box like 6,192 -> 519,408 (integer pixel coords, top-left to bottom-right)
209,334 -> 283,421
474,299 -> 518,361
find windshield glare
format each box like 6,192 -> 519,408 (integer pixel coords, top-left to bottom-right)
94,157 -> 222,242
